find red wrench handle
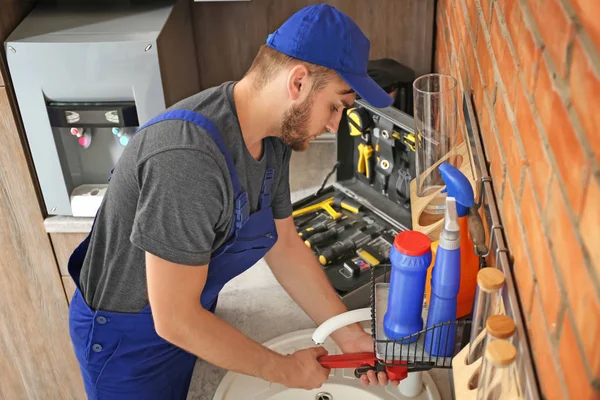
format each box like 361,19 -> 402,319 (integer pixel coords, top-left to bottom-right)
318,352 -> 377,369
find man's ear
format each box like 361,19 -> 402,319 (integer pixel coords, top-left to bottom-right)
287,64 -> 310,101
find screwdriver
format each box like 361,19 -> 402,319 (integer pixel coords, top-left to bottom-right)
318,231 -> 373,265
299,215 -> 346,240
305,219 -> 361,249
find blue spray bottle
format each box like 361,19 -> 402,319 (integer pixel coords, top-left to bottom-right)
424,196 -> 461,356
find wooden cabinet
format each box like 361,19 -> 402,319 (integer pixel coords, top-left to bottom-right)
49,232 -> 88,304
0,87 -> 86,399
192,0 -> 435,89
0,2 -> 86,397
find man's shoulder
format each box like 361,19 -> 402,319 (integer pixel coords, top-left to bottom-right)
131,83 -> 235,159
167,82 -> 231,114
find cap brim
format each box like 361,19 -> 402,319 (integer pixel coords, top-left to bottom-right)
338,71 -> 394,108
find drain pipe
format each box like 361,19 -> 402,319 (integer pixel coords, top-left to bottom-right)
398,371 -> 423,397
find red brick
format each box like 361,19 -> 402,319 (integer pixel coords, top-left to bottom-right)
487,118 -> 505,194
571,0 -> 600,55
494,96 -> 524,191
473,62 -> 485,112
458,47 -> 470,99
501,0 -> 521,46
491,7 -> 518,108
503,187 -> 534,313
529,291 -> 568,400
521,175 -> 561,330
559,313 -> 597,399
535,59 -> 588,215
569,38 -> 600,163
514,83 -> 551,210
515,14 -> 541,96
466,37 -> 479,91
454,0 -> 469,47
480,0 -> 494,27
477,21 -> 496,96
580,176 -> 600,283
447,8 -> 460,54
479,97 -> 492,155
576,286 -> 600,380
528,0 -> 574,78
437,15 -> 450,75
546,178 -> 599,349
465,0 -> 479,39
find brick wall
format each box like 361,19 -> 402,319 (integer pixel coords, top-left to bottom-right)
434,0 -> 599,398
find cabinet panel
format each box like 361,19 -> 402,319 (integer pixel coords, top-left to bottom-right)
0,88 -> 86,399
50,232 -> 88,276
192,0 -> 435,89
62,276 -> 77,304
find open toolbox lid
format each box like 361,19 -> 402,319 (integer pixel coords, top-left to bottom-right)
328,98 -> 417,231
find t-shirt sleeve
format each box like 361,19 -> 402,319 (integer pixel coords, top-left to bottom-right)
130,148 -> 230,266
271,147 -> 293,219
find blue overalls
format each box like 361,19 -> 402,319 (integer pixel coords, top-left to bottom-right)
67,110 -> 279,399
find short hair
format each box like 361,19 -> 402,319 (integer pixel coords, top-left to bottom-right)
245,45 -> 338,92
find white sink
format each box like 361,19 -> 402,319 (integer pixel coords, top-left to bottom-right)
213,329 -> 442,400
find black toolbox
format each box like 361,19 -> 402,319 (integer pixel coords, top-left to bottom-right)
291,99 -> 418,310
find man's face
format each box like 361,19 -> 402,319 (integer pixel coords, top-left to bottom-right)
279,78 -> 356,151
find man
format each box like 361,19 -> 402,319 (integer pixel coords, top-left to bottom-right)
67,4 -> 397,399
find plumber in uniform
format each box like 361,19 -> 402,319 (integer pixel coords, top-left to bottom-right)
67,4 -> 398,399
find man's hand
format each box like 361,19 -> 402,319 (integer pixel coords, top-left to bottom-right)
336,329 -> 401,387
280,347 -> 331,390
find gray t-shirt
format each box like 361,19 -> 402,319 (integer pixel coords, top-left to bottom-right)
79,81 -> 293,313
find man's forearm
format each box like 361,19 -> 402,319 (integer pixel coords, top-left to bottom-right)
265,231 -> 364,342
157,304 -> 288,383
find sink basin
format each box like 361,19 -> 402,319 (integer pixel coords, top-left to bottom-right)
213,329 -> 441,400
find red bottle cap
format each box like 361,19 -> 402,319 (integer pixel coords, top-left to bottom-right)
393,231 -> 431,256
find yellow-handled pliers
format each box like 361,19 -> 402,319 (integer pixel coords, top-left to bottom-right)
357,143 -> 374,179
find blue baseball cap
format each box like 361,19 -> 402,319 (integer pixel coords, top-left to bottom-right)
266,4 -> 393,108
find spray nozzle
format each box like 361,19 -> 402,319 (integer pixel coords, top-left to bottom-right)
439,162 -> 474,217
440,197 -> 460,245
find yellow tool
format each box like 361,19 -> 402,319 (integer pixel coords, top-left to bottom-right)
292,197 -> 342,220
346,107 -> 370,136
392,129 -> 416,152
357,143 -> 373,179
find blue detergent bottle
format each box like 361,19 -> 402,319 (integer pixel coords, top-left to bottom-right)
424,196 -> 461,356
383,231 -> 432,343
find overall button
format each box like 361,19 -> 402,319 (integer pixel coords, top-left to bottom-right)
92,344 -> 103,353
96,316 -> 107,324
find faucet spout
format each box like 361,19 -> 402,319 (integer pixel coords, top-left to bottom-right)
312,308 -> 372,345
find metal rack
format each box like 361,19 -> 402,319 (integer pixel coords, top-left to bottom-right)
368,265 -> 472,371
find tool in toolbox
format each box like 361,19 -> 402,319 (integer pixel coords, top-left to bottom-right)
318,352 -> 408,381
305,218 -> 362,249
293,212 -> 323,230
292,194 -> 362,221
298,214 -> 346,240
372,125 -> 395,194
357,142 -> 374,179
346,107 -> 375,182
333,193 -> 362,214
292,197 -> 342,220
318,224 -> 384,266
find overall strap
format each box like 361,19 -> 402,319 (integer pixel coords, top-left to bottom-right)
258,138 -> 275,210
133,110 -> 250,236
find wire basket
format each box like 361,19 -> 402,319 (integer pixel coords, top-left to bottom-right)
369,263 -> 472,371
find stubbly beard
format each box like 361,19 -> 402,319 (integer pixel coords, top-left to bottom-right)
278,92 -> 315,152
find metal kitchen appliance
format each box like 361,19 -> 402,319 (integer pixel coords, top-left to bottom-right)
4,0 -> 199,217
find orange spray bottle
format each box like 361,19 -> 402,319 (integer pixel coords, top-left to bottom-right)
424,162 -> 478,318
